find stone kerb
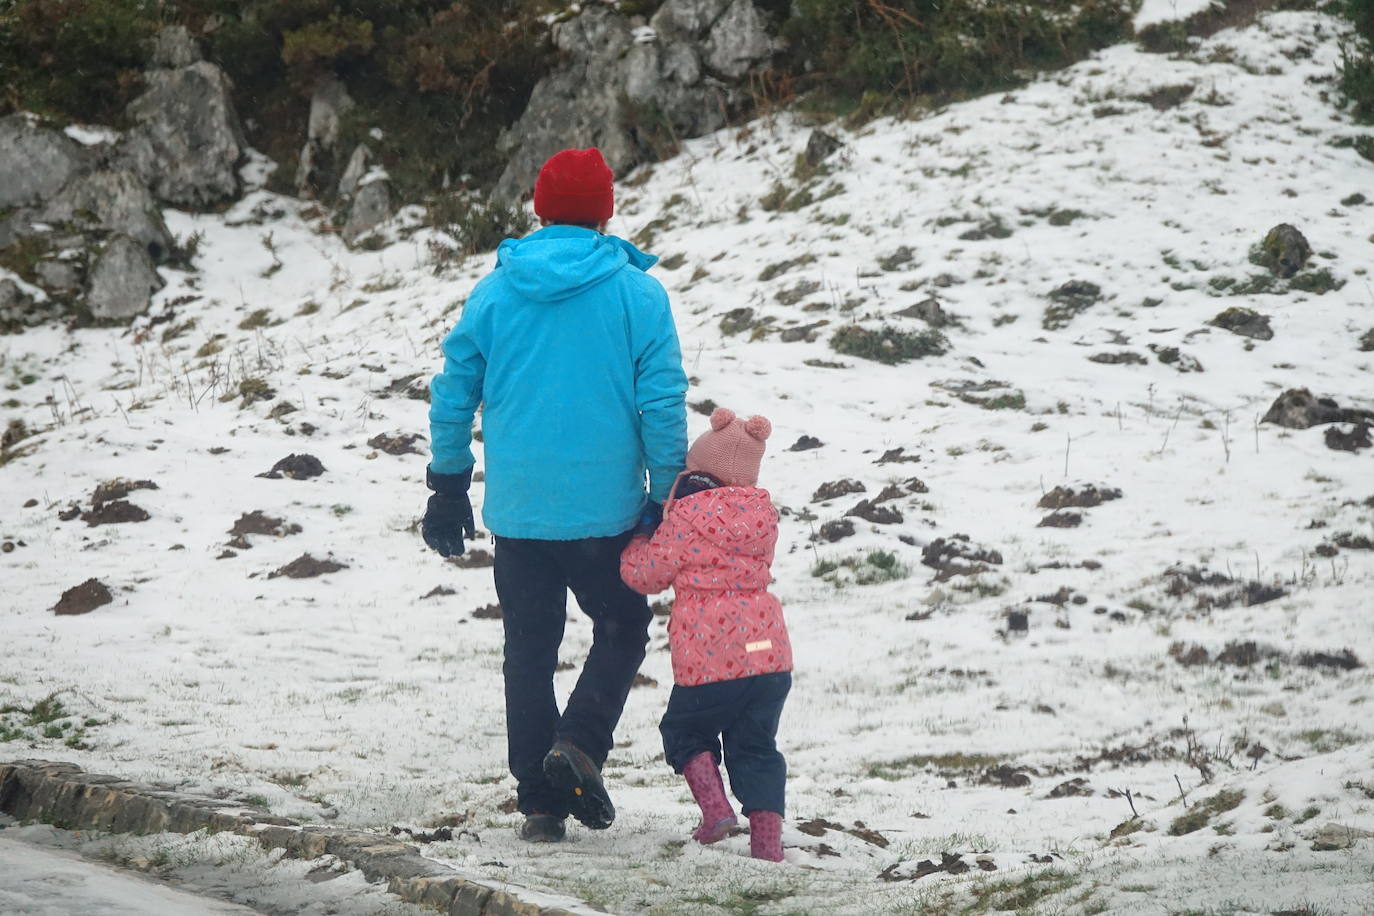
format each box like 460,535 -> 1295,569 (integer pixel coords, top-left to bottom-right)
0,759 -> 583,916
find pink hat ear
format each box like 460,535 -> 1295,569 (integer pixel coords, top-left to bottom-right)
744,415 -> 771,441
709,407 -> 736,431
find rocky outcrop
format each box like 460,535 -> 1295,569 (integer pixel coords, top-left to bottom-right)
494,0 -> 779,200
40,169 -> 174,260
85,235 -> 165,321
121,59 -> 246,208
0,115 -> 91,209
0,26 -> 255,326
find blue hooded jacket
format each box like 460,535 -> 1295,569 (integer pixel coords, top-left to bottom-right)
429,225 -> 689,540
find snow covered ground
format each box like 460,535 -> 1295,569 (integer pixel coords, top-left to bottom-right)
3,6 -> 1373,915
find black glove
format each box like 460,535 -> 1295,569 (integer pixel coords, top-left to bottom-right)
632,500 -> 663,538
422,466 -> 476,557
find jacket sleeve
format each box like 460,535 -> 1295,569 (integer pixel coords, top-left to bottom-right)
619,513 -> 695,595
630,281 -> 688,503
428,299 -> 486,475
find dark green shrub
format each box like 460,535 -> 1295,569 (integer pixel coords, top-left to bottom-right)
0,0 -> 160,123
1342,0 -> 1374,121
782,0 -> 1132,111
427,193 -> 533,256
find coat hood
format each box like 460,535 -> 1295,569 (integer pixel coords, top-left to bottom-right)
495,224 -> 657,303
673,487 -> 777,555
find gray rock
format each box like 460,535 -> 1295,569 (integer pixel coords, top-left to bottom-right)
149,25 -> 201,69
295,139 -> 321,199
1261,388 -> 1374,429
894,296 -> 949,327
121,60 -> 245,208
804,129 -> 843,168
494,0 -> 777,201
337,143 -> 372,200
1208,307 -> 1272,340
1311,822 -> 1374,851
1256,223 -> 1311,279
85,235 -> 164,321
701,0 -> 774,78
34,258 -> 83,295
0,115 -> 91,209
308,75 -> 355,149
343,179 -> 392,246
40,169 -> 174,261
0,278 -> 26,309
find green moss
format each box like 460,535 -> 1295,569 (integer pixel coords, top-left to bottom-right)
1289,267 -> 1345,294
830,324 -> 947,364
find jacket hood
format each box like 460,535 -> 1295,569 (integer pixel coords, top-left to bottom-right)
495,224 -> 657,302
674,487 -> 776,553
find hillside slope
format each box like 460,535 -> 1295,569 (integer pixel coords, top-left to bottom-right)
2,7 -> 1372,914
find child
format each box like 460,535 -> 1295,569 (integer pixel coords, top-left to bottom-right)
620,407 -> 793,862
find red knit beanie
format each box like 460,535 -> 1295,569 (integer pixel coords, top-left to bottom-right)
685,408 -> 772,488
533,148 -> 614,225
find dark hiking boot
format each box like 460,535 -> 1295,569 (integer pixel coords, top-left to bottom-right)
543,740 -> 615,830
518,813 -> 566,843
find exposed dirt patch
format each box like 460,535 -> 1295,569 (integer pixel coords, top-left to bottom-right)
1164,565 -> 1286,611
53,578 -> 113,615
1038,484 -> 1122,509
227,511 -> 302,549
632,673 -> 658,688
472,603 -> 502,619
91,478 -> 158,506
812,479 -> 866,502
980,764 -> 1033,788
922,535 -> 1002,577
846,499 -> 903,524
1325,424 -> 1371,452
258,454 -> 326,480
1047,777 -> 1092,798
81,500 -> 150,526
268,554 -> 347,579
367,432 -> 423,456
879,852 -> 971,881
449,548 -> 494,569
816,519 -> 855,542
421,585 -> 456,599
787,435 -> 823,452
1038,511 -> 1082,528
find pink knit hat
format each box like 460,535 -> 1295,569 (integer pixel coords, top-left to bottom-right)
685,407 -> 772,487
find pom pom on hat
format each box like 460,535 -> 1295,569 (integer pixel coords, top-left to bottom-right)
533,148 -> 614,225
686,406 -> 771,488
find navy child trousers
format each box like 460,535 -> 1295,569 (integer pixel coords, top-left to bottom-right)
659,671 -> 791,816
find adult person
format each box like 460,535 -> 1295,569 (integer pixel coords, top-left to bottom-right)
421,148 -> 689,843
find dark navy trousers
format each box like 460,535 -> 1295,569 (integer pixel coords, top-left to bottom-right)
493,531 -> 652,817
659,671 -> 791,816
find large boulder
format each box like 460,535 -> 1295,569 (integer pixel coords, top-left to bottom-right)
85,235 -> 164,321
0,115 -> 91,210
121,60 -> 245,208
39,169 -> 174,261
494,0 -> 778,201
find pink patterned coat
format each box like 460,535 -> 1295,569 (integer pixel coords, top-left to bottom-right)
620,487 -> 792,687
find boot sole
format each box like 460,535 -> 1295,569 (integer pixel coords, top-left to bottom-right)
544,746 -> 615,830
